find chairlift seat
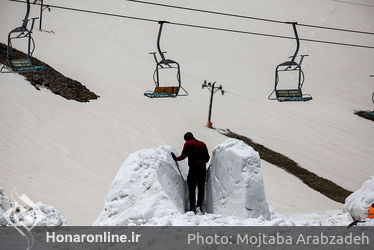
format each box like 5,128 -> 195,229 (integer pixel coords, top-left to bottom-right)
275,89 -> 312,102
144,86 -> 179,98
269,22 -> 312,102
11,59 -> 32,68
10,59 -> 44,72
362,111 -> 374,117
1,1 -> 44,74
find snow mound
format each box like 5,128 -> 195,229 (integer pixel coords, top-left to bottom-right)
343,176 -> 374,220
0,187 -> 12,225
0,187 -> 67,226
206,139 -> 270,220
94,146 -> 187,226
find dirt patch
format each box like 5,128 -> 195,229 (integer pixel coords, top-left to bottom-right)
0,43 -> 99,102
218,129 -> 352,203
354,110 -> 374,122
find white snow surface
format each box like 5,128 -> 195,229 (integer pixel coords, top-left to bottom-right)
0,187 -> 12,225
93,142 -> 369,226
343,176 -> 374,221
0,0 -> 373,225
206,139 -> 270,219
0,187 -> 67,226
94,146 -> 188,226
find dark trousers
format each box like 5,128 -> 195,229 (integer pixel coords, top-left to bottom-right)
187,166 -> 206,211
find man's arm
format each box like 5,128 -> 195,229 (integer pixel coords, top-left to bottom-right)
175,143 -> 188,161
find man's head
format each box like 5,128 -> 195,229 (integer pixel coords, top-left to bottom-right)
184,132 -> 195,141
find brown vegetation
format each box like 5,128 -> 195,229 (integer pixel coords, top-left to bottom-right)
0,43 -> 99,102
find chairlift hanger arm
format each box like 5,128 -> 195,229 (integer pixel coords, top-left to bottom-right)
157,21 -> 170,62
22,0 -> 31,28
286,22 -> 300,64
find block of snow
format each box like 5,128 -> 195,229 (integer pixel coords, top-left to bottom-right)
0,187 -> 67,226
206,139 -> 270,220
94,146 -> 187,226
0,187 -> 12,226
343,176 -> 374,220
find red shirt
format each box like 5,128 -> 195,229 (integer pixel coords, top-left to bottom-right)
176,139 -> 210,167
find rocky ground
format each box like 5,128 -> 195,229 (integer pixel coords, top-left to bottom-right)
0,43 -> 99,102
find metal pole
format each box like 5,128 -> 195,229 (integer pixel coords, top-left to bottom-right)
23,0 -> 31,28
290,22 -> 300,64
39,0 -> 43,30
208,82 -> 215,123
202,80 -> 224,128
157,21 -> 167,62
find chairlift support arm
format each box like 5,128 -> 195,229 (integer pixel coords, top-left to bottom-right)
288,22 -> 300,64
22,0 -> 31,28
157,21 -> 169,62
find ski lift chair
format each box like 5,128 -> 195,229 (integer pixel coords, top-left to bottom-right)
1,0 -> 44,73
268,22 -> 312,102
144,21 -> 188,98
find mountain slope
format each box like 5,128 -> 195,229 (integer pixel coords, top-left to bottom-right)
0,0 -> 373,225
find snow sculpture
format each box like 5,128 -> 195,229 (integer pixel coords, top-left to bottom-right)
206,139 -> 270,220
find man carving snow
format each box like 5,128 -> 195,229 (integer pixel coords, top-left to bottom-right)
173,132 -> 210,213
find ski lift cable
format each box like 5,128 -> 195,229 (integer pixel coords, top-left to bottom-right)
8,0 -> 374,49
124,0 -> 374,36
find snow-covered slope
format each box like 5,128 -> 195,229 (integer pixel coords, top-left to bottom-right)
0,0 -> 373,224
